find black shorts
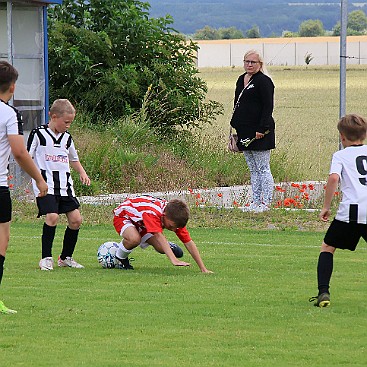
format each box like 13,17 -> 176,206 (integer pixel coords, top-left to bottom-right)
36,194 -> 80,218
0,186 -> 11,223
324,218 -> 367,251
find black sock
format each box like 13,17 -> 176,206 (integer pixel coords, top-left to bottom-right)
42,223 -> 56,258
60,227 -> 79,260
317,252 -> 333,295
0,255 -> 5,285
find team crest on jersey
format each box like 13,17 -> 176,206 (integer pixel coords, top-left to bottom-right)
45,154 -> 68,163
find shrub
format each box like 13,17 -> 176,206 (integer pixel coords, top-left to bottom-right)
48,0 -> 223,133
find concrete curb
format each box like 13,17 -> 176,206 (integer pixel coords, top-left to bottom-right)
79,180 -> 326,210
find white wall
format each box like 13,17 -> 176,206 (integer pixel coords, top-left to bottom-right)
195,36 -> 367,67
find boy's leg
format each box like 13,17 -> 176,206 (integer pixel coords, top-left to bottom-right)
0,253 -> 4,286
39,213 -> 58,270
37,196 -> 60,269
147,236 -> 184,258
115,226 -> 141,270
311,243 -> 335,307
312,219 -> 362,306
0,217 -> 16,314
41,222 -> 56,258
60,227 -> 79,259
58,209 -> 83,268
0,223 -> 7,290
317,245 -> 335,295
0,222 -> 10,259
116,226 -> 141,256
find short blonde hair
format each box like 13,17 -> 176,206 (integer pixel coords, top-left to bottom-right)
243,49 -> 270,76
50,99 -> 76,116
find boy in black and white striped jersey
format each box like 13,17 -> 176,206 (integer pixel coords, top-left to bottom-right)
27,99 -> 90,271
310,114 -> 367,307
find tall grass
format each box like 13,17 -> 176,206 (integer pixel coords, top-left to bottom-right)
68,66 -> 367,196
70,109 -> 248,195
199,65 -> 367,181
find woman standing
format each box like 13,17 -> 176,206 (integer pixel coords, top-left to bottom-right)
230,49 -> 275,212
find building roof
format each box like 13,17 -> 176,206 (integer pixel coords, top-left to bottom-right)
21,0 -> 62,4
0,1 -> 63,7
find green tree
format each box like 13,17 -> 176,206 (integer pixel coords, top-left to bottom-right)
332,22 -> 341,36
218,27 -> 244,39
193,25 -> 219,40
348,10 -> 367,32
245,25 -> 261,39
48,0 -> 223,132
193,26 -> 244,40
282,30 -> 298,38
298,19 -> 325,37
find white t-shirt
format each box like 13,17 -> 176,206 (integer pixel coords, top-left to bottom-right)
27,125 -> 79,197
0,100 -> 23,186
331,145 -> 367,223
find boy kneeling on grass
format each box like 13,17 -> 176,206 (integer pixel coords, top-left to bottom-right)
310,113 -> 367,307
113,195 -> 213,273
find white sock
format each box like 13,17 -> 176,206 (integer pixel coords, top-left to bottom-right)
116,242 -> 132,259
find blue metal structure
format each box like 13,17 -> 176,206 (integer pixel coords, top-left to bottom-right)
0,0 -> 62,188
0,0 -> 62,128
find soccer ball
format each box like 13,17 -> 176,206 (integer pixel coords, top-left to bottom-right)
97,241 -> 120,269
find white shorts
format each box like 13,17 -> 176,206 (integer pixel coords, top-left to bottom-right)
119,220 -> 153,249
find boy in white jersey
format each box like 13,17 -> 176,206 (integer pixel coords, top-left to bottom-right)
27,99 -> 90,271
0,61 -> 48,314
113,195 -> 213,273
310,114 -> 367,307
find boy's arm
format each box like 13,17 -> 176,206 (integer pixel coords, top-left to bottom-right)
320,173 -> 339,222
8,135 -> 48,197
70,161 -> 91,186
184,240 -> 213,273
154,232 -> 191,267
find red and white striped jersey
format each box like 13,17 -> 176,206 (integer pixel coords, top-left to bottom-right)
113,195 -> 191,243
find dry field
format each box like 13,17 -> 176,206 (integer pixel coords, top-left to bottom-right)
198,65 -> 367,181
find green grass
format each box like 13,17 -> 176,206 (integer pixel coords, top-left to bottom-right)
3,66 -> 367,366
1,222 -> 366,366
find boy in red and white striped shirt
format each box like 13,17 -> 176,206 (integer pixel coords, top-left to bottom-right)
113,195 -> 212,273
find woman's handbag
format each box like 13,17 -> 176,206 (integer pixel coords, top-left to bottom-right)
228,127 -> 240,152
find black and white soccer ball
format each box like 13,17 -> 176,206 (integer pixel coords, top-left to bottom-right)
97,241 -> 120,268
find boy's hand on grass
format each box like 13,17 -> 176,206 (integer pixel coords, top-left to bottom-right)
173,260 -> 191,267
201,268 -> 214,274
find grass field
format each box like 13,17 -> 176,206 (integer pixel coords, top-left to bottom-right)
199,66 -> 367,181
1,222 -> 366,366
2,66 -> 367,366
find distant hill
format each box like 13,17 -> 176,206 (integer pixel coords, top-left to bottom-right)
147,0 -> 367,37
